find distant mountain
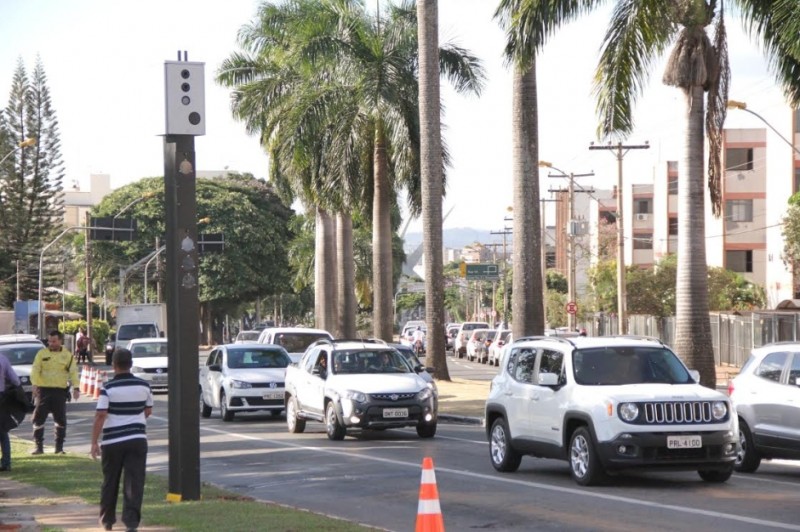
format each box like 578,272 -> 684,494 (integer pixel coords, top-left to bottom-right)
403,227 -> 499,251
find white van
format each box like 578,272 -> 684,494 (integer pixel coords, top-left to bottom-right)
257,327 -> 333,363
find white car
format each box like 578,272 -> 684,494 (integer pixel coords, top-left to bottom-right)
257,327 -> 333,363
200,343 -> 292,421
234,330 -> 261,343
0,340 -> 41,402
466,328 -> 496,363
126,338 -> 169,391
454,322 -> 489,358
488,330 -> 512,366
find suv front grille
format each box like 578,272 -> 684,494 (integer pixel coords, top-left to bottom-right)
370,392 -> 417,401
640,401 -> 721,424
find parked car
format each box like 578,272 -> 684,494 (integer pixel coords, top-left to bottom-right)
454,322 -> 489,358
388,343 -> 435,387
466,328 -> 496,363
445,325 -> 460,353
485,335 -> 737,485
126,338 -> 169,391
488,330 -> 512,366
199,343 -> 292,421
234,330 -> 261,343
257,327 -> 333,363
729,343 -> 800,473
0,340 -> 40,402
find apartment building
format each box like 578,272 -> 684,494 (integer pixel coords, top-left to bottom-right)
62,173 -> 111,226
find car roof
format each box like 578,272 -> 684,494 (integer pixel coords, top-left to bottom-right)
261,327 -> 332,335
0,341 -> 44,350
222,342 -> 288,350
0,334 -> 40,344
237,330 -> 260,335
127,338 -> 168,345
509,335 -> 666,349
750,342 -> 800,357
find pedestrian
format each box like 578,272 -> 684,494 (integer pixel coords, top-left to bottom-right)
0,352 -> 23,471
91,348 -> 153,532
30,329 -> 80,455
75,327 -> 89,364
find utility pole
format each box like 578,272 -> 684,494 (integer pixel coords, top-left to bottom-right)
589,141 -> 649,334
540,196 -> 560,325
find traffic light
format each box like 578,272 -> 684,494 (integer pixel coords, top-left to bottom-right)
164,61 -> 205,136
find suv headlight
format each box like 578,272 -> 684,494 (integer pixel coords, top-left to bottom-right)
344,390 -> 367,403
230,379 -> 252,389
417,388 -> 433,401
619,402 -> 639,422
711,401 -> 728,420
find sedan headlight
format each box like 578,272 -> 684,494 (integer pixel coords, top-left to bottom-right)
344,390 -> 367,403
711,401 -> 728,420
131,366 -> 144,374
230,379 -> 252,389
417,388 -> 433,401
618,402 -> 639,422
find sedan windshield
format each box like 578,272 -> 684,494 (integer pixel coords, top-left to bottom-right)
130,342 -> 168,357
0,344 -> 40,365
332,350 -> 412,375
227,348 -> 291,369
573,346 -> 692,385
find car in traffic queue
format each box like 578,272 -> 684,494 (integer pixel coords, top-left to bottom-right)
200,343 -> 292,421
234,330 -> 261,343
729,342 -> 800,473
454,321 -> 489,358
257,327 -> 333,363
466,328 -> 496,363
284,339 -> 438,440
488,330 -> 512,366
126,338 -> 170,391
0,338 -> 41,403
445,324 -> 460,353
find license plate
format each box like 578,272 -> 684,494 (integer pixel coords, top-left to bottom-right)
667,435 -> 702,449
383,408 -> 408,418
152,375 -> 167,383
262,391 -> 283,400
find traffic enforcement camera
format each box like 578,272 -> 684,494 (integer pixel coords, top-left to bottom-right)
164,61 -> 205,136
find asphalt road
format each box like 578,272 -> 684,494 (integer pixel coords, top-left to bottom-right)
29,355 -> 800,532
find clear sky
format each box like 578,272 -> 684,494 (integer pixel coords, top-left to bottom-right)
0,1 -> 791,232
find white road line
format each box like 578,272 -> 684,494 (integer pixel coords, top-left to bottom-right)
197,424 -> 800,531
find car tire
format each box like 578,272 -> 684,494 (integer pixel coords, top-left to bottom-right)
286,395 -> 306,433
489,418 -> 521,472
417,422 -> 437,439
325,401 -> 346,441
220,391 -> 234,422
698,465 -> 733,483
734,420 -> 761,473
200,389 -> 212,418
569,427 -> 606,486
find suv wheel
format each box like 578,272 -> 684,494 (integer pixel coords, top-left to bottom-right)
698,465 -> 733,483
286,395 -> 306,433
220,391 -> 234,422
734,420 -> 761,473
417,422 -> 437,439
325,402 -> 346,441
569,427 -> 606,486
489,418 -> 521,472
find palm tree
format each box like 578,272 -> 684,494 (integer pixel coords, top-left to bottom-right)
592,0 -> 800,387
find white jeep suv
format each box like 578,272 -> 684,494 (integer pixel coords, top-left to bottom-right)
485,336 -> 738,485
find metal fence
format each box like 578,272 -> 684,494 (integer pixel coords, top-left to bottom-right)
581,311 -> 800,369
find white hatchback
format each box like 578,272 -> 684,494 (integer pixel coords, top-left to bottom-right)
126,338 -> 169,391
200,343 -> 292,421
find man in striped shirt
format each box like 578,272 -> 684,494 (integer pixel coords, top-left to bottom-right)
90,348 -> 153,532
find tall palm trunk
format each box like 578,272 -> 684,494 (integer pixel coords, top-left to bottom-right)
417,0 -> 449,380
315,207 -> 338,331
511,64 -> 544,337
336,211 -> 356,337
373,124 -> 393,341
674,85 -> 715,388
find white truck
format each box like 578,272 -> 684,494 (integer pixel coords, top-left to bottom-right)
105,303 -> 167,364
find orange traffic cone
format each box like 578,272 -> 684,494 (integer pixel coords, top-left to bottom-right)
79,365 -> 88,394
92,371 -> 103,400
86,367 -> 96,397
415,457 -> 444,532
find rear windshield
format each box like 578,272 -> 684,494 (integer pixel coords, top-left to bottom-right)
573,346 -> 692,385
227,348 -> 291,369
273,333 -> 331,353
118,324 -> 159,341
0,344 -> 40,365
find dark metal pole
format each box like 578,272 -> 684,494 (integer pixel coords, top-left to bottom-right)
164,134 -> 200,501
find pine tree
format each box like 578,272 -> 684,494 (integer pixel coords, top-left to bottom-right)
0,56 -> 65,307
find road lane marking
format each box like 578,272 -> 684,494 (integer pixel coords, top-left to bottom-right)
197,424 -> 800,531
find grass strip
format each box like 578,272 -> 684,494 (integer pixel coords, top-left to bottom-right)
5,438 -> 375,531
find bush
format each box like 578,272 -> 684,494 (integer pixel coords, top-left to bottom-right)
59,319 -> 110,352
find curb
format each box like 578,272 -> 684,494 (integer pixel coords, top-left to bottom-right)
438,413 -> 484,426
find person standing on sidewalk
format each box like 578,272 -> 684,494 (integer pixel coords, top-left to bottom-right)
90,348 -> 153,532
0,352 -> 21,471
30,330 -> 80,454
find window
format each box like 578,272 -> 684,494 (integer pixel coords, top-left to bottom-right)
633,233 -> 653,250
668,217 -> 678,236
600,211 -> 617,225
726,250 -> 754,273
510,348 -> 537,384
755,352 -> 787,382
635,199 -> 652,214
668,175 -> 678,195
538,349 -> 563,377
726,199 -> 753,222
795,108 -> 800,134
795,167 -> 800,195
545,251 -> 556,269
789,353 -> 800,386
726,148 -> 754,171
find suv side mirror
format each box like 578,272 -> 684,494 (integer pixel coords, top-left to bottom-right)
208,364 -> 221,372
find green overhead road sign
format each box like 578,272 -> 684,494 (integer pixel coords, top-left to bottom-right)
465,263 -> 500,281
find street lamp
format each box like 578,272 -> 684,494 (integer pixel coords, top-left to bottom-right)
38,226 -> 86,337
0,137 -> 36,166
727,100 -> 800,157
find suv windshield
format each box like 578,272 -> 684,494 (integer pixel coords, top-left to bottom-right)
118,324 -> 158,341
130,342 -> 168,358
332,350 -> 412,375
0,344 -> 40,365
227,348 -> 291,369
573,346 -> 692,385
